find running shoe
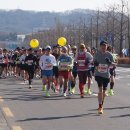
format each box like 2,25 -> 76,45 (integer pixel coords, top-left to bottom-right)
98,107 -> 103,114
87,88 -> 92,95
29,85 -> 32,89
80,94 -> 84,98
71,87 -> 75,94
45,91 -> 50,97
84,88 -> 88,94
63,93 -> 67,97
109,89 -> 114,96
105,91 -> 109,96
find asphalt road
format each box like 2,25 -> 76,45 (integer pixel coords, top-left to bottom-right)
0,67 -> 130,130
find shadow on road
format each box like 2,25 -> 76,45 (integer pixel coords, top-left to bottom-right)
17,112 -> 99,122
110,114 -> 130,118
89,106 -> 130,111
0,86 -> 97,101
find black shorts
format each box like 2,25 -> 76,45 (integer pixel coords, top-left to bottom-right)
110,69 -> 116,77
11,63 -> 16,67
8,62 -> 11,68
0,64 -> 4,68
78,70 -> 90,84
91,66 -> 95,75
72,71 -> 77,78
88,70 -> 92,78
95,76 -> 110,90
1,64 -> 8,68
53,66 -> 59,78
20,64 -> 27,70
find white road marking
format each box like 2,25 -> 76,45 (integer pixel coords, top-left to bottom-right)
12,126 -> 22,130
2,107 -> 14,117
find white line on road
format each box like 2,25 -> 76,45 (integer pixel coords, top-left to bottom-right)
12,126 -> 22,130
2,107 -> 14,117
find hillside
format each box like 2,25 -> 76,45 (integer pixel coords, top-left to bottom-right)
0,9 -> 96,34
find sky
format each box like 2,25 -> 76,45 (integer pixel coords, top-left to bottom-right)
0,0 -> 122,12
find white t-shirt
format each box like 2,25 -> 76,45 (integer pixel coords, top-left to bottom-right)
39,54 -> 56,70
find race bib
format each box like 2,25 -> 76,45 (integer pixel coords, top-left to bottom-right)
98,64 -> 108,73
27,60 -> 33,65
45,63 -> 53,69
109,65 -> 113,69
59,62 -> 69,71
78,60 -> 85,66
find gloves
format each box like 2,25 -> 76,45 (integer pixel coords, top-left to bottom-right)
94,60 -> 99,66
105,57 -> 112,64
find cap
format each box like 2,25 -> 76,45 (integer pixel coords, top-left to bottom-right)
100,41 -> 108,46
42,47 -> 45,51
45,45 -> 51,50
22,48 -> 26,51
28,48 -> 32,51
80,43 -> 85,49
62,46 -> 68,51
72,46 -> 77,49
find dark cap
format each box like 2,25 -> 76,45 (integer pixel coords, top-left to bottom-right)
22,48 -> 26,51
42,47 -> 45,51
100,41 -> 108,46
28,48 -> 32,51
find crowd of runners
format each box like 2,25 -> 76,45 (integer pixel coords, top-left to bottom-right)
0,41 -> 118,114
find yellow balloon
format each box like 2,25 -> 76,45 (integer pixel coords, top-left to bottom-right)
30,39 -> 39,48
58,37 -> 67,46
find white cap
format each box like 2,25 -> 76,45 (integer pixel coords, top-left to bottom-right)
62,46 -> 68,51
45,45 -> 51,50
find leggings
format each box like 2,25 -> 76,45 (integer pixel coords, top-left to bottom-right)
26,66 -> 35,85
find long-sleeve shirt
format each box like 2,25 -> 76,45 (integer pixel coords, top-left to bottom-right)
39,54 -> 56,70
57,54 -> 73,71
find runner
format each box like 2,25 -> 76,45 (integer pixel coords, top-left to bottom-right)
34,48 -> 42,79
94,41 -> 115,114
19,48 -> 27,82
107,45 -> 117,96
84,46 -> 93,95
52,45 -> 60,92
71,46 -> 78,94
25,48 -> 37,89
39,46 -> 57,97
74,43 -> 93,98
8,50 -> 14,76
57,46 -> 73,97
67,45 -> 75,96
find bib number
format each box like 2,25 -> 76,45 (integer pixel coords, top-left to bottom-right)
98,64 -> 108,73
